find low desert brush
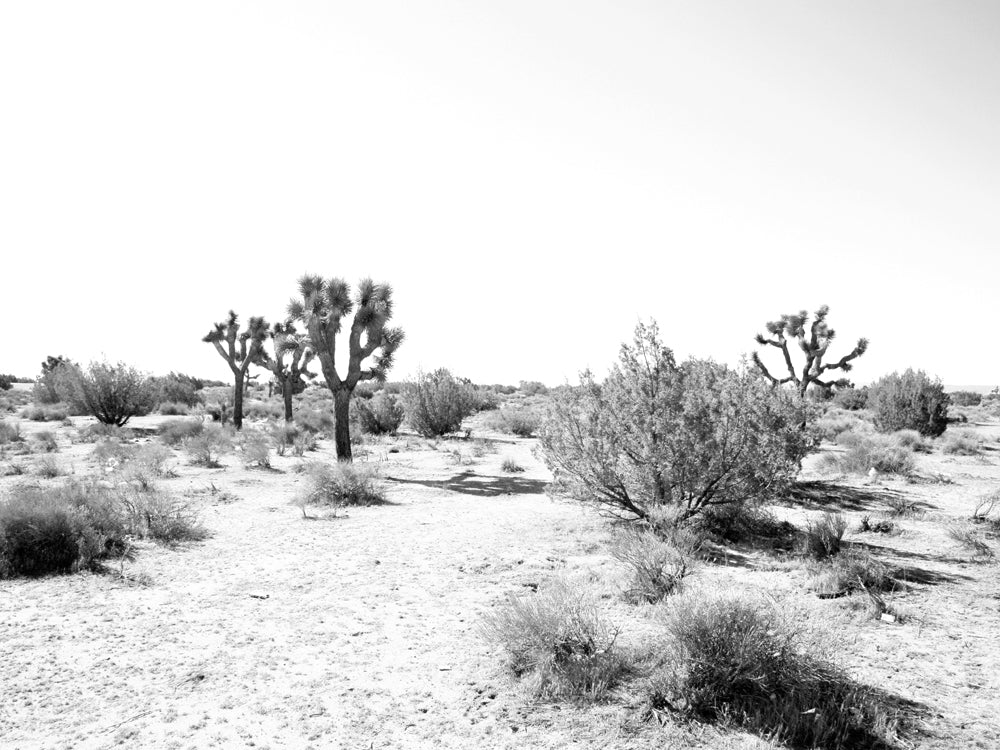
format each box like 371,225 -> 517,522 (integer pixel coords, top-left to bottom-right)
239,428 -> 272,469
940,429 -> 983,456
480,578 -> 629,700
808,549 -> 895,597
297,462 -> 386,508
802,512 -> 848,560
946,523 -> 994,560
649,592 -> 904,748
184,423 -> 232,467
500,457 -> 525,473
611,527 -> 695,603
0,482 -> 130,577
158,418 -> 205,446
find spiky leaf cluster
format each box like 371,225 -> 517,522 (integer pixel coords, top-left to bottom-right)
752,305 -> 868,396
288,276 -> 404,390
202,311 -> 270,374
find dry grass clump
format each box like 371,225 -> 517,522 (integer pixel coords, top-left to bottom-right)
857,515 -> 897,534
20,404 -> 70,422
239,428 -> 272,469
295,408 -> 335,437
946,523 -> 994,560
500,457 -> 525,473
184,424 -> 232,467
891,429 -> 932,453
76,422 -> 134,443
158,418 -> 205,446
807,549 -> 895,598
648,593 -> 904,748
817,434 -> 916,476
115,484 -> 206,543
297,462 -> 386,509
611,527 -> 697,603
34,455 -> 65,478
29,430 -> 59,453
481,578 -> 629,700
802,512 -> 848,560
0,419 -> 24,446
940,429 -> 983,456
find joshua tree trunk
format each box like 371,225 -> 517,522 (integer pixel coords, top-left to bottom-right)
233,371 -> 245,430
282,375 -> 294,422
333,388 -> 352,461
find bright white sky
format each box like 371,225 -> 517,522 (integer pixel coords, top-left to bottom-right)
2,1 -> 998,387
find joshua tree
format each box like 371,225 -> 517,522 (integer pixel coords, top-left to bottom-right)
202,311 -> 269,429
257,321 -> 316,422
752,305 -> 868,398
288,276 -> 404,460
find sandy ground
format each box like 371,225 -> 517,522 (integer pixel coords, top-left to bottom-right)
1,414 -> 999,749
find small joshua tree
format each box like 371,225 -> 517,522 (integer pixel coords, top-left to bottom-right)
752,305 -> 868,398
202,311 -> 269,430
258,321 -> 316,422
288,276 -> 404,461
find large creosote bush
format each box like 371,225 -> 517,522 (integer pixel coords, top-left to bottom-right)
868,369 -> 949,437
540,322 -> 814,525
62,360 -> 156,427
403,368 -> 477,437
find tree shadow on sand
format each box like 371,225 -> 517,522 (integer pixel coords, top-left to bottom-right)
783,480 -> 913,512
385,470 -> 548,498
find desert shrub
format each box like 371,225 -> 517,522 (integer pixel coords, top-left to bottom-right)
0,483 -> 130,577
74,422 -> 131,443
158,402 -> 190,416
243,399 -> 283,421
892,429 -> 931,453
116,444 -> 176,489
0,375 -> 11,391
59,361 -> 156,427
651,593 -> 901,748
268,420 -> 301,456
403,369 -> 478,437
500,457 -> 525,473
481,578 -> 628,700
820,435 -> 916,476
940,429 -> 982,456
808,549 -> 895,596
149,372 -> 204,408
21,404 -> 70,422
868,369 -> 949,437
691,502 -> 794,547
32,356 -> 77,405
30,430 -> 59,454
158,418 -> 204,446
34,455 -> 64,478
811,409 -> 870,443
295,408 -> 335,436
473,388 -> 500,411
611,528 -> 695,603
832,387 -> 868,411
353,392 -> 405,435
541,323 -> 814,526
857,516 -> 896,534
519,380 -> 549,397
950,390 -> 982,407
946,523 -> 994,559
0,420 -> 23,445
184,423 -> 232,467
802,512 -> 847,559
116,486 -> 206,543
239,428 -> 272,469
494,407 -> 543,437
297,462 -> 386,507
